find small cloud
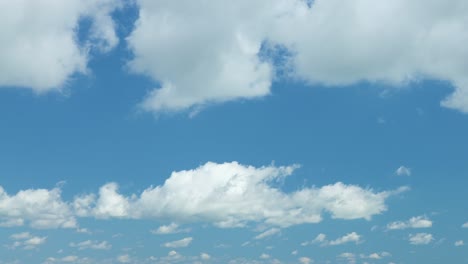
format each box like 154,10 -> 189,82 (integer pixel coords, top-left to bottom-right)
76,228 -> 91,234
254,228 -> 281,240
455,240 -> 464,247
61,256 -> 79,262
396,166 -> 411,176
328,232 -> 361,246
117,254 -> 131,263
301,233 -> 326,246
462,222 -> 468,228
151,223 -> 189,235
69,240 -> 111,250
260,253 -> 270,259
200,253 -> 211,260
387,216 -> 432,230
10,232 -> 31,240
163,237 -> 193,248
9,232 -> 46,250
409,233 -> 434,245
338,252 -> 355,263
362,252 -> 391,260
291,250 -> 298,255
298,257 -> 313,264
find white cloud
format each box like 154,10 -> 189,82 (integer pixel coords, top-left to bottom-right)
200,253 -> 211,260
301,233 -> 326,246
455,240 -> 464,246
328,232 -> 361,246
409,233 -> 434,245
0,0 -> 122,92
254,228 -> 281,240
303,232 -> 361,247
117,254 -> 131,263
74,162 -> 407,228
0,186 -> 76,229
126,0 -> 468,114
462,222 -> 468,228
387,216 -> 432,230
0,162 -> 407,231
10,232 -> 31,240
151,223 -> 189,234
338,252 -> 356,263
127,0 -> 279,114
362,252 -> 391,260
60,256 -> 79,263
163,237 -> 193,248
299,257 -> 313,264
69,240 -> 111,250
44,255 -> 87,264
313,233 -> 327,244
260,253 -> 270,259
395,166 -> 411,176
9,232 -> 47,250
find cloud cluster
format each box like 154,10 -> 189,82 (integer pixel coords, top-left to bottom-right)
3,1 -> 468,114
9,232 -> 47,250
0,0 -> 122,92
1,162 -> 407,230
69,240 -> 112,250
387,216 -> 432,230
302,232 -> 362,247
127,0 -> 468,113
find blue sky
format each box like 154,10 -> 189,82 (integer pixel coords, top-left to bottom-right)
0,1 -> 467,263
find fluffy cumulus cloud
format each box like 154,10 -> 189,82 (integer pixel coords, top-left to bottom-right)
0,162 -> 407,230
454,240 -> 464,246
74,162 -> 407,227
0,186 -> 77,229
387,216 -> 432,230
127,0 -> 468,114
0,0 -> 122,92
462,222 -> 468,228
409,233 -> 434,245
127,0 -> 280,113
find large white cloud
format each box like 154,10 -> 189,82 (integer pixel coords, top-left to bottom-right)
127,0 -> 282,113
1,162 -> 407,230
75,161 -> 408,227
0,186 -> 77,229
128,0 -> 468,114
0,0 -> 122,92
